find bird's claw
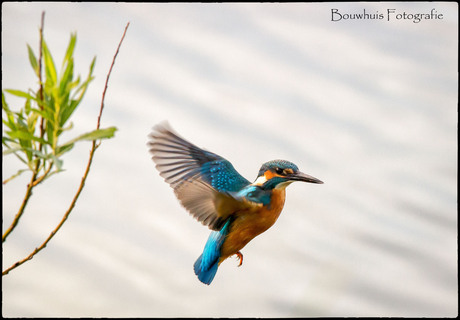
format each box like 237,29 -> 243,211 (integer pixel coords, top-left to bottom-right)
236,251 -> 243,267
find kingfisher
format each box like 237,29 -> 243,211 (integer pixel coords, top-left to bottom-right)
148,122 -> 323,285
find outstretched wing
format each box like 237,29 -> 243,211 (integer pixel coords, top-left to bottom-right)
148,122 -> 251,230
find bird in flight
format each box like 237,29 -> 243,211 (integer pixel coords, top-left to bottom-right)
148,122 -> 323,285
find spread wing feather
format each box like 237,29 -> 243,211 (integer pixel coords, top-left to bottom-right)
148,122 -> 251,230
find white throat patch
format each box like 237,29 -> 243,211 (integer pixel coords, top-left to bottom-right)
253,175 -> 267,186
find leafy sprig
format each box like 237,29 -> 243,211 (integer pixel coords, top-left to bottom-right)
2,12 -> 129,275
2,32 -> 116,184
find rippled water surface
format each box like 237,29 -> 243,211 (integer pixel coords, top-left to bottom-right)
2,2 -> 457,317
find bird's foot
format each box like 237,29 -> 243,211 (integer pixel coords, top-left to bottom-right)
236,251 -> 243,267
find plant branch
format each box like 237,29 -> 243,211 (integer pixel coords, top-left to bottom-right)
2,172 -> 38,243
3,22 -> 130,276
2,12 -> 46,243
31,161 -> 54,187
37,11 -> 46,139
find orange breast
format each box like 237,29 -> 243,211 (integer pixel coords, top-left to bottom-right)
219,188 -> 286,263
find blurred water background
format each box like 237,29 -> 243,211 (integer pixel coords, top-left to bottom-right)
2,2 -> 457,317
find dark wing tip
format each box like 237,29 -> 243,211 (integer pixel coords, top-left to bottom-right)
147,120 -> 177,152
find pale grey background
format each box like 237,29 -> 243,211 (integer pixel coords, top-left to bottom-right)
2,2 -> 457,317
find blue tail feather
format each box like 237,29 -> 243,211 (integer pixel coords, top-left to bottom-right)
194,254 -> 219,285
194,219 -> 232,285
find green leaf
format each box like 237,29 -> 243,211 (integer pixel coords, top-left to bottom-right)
60,126 -> 117,147
49,153 -> 64,171
27,44 -> 39,77
2,91 -> 8,109
77,126 -> 118,141
24,97 -> 32,115
7,129 -> 48,145
55,143 -> 74,157
42,40 -> 57,85
27,107 -> 39,132
63,33 -> 77,68
45,120 -> 55,148
15,145 -> 51,160
2,94 -> 17,130
59,57 -> 74,97
30,107 -> 54,124
89,56 -> 96,75
4,89 -> 36,100
12,109 -> 27,130
3,134 -> 33,163
60,57 -> 96,126
2,144 -> 25,156
59,34 -> 77,97
61,121 -> 74,132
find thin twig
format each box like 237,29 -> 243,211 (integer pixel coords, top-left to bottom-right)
31,162 -> 54,187
97,24 -> 130,129
3,22 -> 130,276
37,11 -> 46,141
2,173 -> 38,243
2,12 -> 46,243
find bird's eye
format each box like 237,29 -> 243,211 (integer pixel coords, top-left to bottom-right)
275,167 -> 284,175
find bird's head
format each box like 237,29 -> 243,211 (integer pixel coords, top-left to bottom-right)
253,160 -> 323,190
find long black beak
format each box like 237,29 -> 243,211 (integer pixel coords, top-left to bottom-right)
290,171 -> 323,184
